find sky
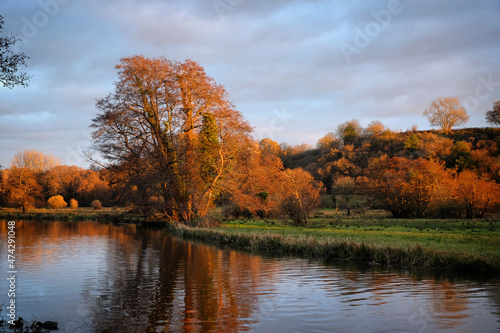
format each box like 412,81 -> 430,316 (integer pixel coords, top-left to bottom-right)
1,0 -> 499,168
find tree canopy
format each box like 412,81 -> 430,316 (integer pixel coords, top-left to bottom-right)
91,56 -> 252,222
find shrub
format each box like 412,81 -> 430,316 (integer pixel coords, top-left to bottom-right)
91,200 -> 102,210
47,195 -> 67,209
69,198 -> 78,209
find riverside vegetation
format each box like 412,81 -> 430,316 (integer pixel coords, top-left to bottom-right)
168,209 -> 500,274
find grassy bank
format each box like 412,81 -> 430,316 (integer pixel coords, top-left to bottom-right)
0,207 -> 143,223
168,215 -> 500,274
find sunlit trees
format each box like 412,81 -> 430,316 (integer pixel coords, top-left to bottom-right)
423,97 -> 469,133
6,167 -> 42,212
69,198 -> 78,209
222,142 -> 284,218
485,101 -> 500,126
91,56 -> 252,222
11,150 -> 59,173
279,168 -> 323,226
454,171 -> 500,218
47,195 -> 67,209
363,157 -> 453,218
259,138 -> 282,156
0,15 -> 31,88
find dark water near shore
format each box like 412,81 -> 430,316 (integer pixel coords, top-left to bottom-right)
0,220 -> 499,332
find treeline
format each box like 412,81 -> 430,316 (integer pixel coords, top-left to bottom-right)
0,150 -> 110,212
271,122 -> 500,219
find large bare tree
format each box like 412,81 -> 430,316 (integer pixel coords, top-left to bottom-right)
91,56 -> 251,222
423,97 -> 469,133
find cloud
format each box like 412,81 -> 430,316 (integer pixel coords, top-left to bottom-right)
1,0 -> 499,167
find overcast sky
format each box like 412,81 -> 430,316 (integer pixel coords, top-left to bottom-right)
1,0 -> 499,168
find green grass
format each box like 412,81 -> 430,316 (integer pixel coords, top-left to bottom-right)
168,215 -> 500,274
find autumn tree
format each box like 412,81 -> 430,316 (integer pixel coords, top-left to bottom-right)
363,157 -> 453,218
454,171 -> 500,218
69,198 -> 78,209
259,138 -> 282,156
0,15 -> 31,88
6,167 -> 42,212
222,142 -> 284,218
316,132 -> 340,150
91,56 -> 251,222
47,195 -> 67,209
279,168 -> 323,226
423,97 -> 469,133
485,101 -> 500,126
11,150 -> 59,173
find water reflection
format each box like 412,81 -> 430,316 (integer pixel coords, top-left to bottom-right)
0,220 -> 499,332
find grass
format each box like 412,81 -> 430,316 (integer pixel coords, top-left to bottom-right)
168,212 -> 500,274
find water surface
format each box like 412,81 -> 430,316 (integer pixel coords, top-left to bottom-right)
0,220 -> 499,332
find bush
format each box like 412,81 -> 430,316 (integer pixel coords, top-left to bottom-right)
91,200 -> 102,210
69,198 -> 78,209
47,195 -> 67,209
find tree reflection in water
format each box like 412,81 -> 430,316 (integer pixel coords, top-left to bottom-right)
0,220 -> 499,332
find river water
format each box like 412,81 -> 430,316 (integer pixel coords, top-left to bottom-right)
0,220 -> 499,332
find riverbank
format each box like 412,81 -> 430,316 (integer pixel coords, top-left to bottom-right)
167,216 -> 500,274
0,207 -> 143,223
2,208 -> 499,274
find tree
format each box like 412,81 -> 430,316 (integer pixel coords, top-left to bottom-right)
69,198 -> 78,209
6,167 -> 42,212
11,150 -> 59,172
454,171 -> 500,218
222,142 -> 284,218
423,97 -> 469,133
279,168 -> 323,226
0,15 -> 31,88
316,132 -> 340,150
337,119 -> 363,146
485,101 -> 500,126
333,176 -> 356,216
91,56 -> 252,222
363,157 -> 453,218
91,199 -> 102,210
47,195 -> 67,209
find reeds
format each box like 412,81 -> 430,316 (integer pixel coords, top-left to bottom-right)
167,223 -> 499,274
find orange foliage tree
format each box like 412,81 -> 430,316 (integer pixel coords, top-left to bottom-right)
91,56 -> 252,222
278,168 -> 323,226
6,167 -> 42,212
454,171 -> 500,218
47,195 -> 67,209
363,157 -> 453,218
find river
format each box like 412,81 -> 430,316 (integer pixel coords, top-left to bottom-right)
0,220 -> 499,332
